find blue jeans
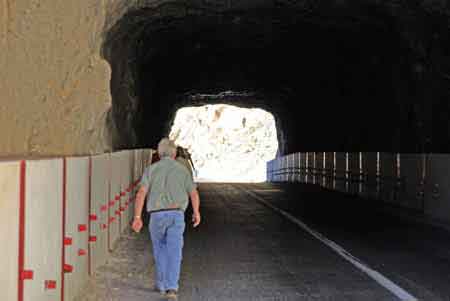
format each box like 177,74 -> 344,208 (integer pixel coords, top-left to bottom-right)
149,211 -> 185,291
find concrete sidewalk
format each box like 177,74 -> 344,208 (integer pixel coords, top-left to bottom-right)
79,183 -> 396,300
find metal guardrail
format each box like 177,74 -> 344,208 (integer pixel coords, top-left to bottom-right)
267,152 -> 436,216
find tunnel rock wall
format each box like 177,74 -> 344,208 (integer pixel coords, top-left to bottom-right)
0,0 -> 120,156
0,0 -> 122,156
1,0 -> 449,156
104,0 -> 450,154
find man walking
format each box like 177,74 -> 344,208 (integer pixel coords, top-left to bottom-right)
132,138 -> 201,299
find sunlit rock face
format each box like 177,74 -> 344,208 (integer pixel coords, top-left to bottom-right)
169,104 -> 278,182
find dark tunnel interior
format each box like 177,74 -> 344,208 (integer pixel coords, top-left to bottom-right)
102,1 -> 450,155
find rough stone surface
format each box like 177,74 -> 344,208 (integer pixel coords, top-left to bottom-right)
0,0 -> 151,156
169,104 -> 278,182
99,0 -> 450,154
1,0 -> 111,156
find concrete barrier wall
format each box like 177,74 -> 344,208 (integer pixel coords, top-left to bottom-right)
316,152 -> 324,187
362,152 -> 379,200
379,153 -> 396,204
305,152 -> 313,184
278,156 -> 284,182
280,155 -> 286,182
267,152 -> 450,224
287,154 -> 294,182
293,153 -> 301,182
267,160 -> 272,181
134,149 -> 142,182
399,154 -> 424,211
298,152 -> 305,183
142,149 -> 152,169
425,154 -> 450,222
285,154 -> 291,182
127,151 -> 136,224
348,152 -> 361,195
90,154 -> 110,272
24,159 -> 63,301
0,161 -> 21,301
119,151 -> 133,234
109,152 -> 122,250
273,158 -> 279,182
118,152 -> 127,234
325,152 -> 334,190
64,157 -> 90,301
311,152 -> 317,185
0,150 -> 149,301
334,152 -> 347,193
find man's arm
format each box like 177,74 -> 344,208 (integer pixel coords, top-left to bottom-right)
132,186 -> 148,232
190,188 -> 201,227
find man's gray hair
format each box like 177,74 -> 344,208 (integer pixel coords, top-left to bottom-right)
158,138 -> 177,158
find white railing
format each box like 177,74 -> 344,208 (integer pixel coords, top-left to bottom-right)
267,152 -> 450,223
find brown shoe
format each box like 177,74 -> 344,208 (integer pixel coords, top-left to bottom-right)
165,289 -> 178,299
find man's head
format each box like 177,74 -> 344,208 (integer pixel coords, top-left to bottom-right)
176,146 -> 185,158
157,138 -> 177,158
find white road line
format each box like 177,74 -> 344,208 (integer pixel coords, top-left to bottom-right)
239,187 -> 418,301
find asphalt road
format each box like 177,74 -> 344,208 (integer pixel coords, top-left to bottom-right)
80,183 -> 450,300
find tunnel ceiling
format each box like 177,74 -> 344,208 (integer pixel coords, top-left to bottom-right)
103,0 -> 450,154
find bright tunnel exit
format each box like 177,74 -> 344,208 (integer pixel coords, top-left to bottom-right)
169,104 -> 278,182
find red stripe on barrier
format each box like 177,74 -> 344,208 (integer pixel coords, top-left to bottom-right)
62,158 -> 67,301
78,224 -> 87,232
115,195 -> 120,201
118,191 -> 122,231
88,157 -> 92,276
19,270 -> 33,280
45,280 -> 57,290
120,191 -> 126,197
78,249 -> 87,256
18,160 -> 26,301
100,205 -> 107,212
107,156 -> 111,252
63,264 -> 73,273
101,223 -> 107,230
64,237 -> 73,246
89,236 -> 97,242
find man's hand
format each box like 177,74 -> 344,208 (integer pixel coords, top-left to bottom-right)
192,211 -> 201,227
132,217 -> 143,233
133,185 -> 147,233
189,189 -> 201,227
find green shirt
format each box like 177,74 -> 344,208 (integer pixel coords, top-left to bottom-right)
140,157 -> 196,212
